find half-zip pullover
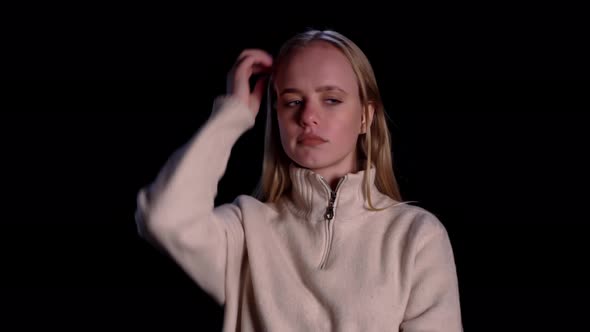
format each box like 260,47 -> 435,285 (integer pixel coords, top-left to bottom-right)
135,95 -> 463,332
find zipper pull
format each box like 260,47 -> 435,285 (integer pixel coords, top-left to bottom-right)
324,191 -> 336,221
325,206 -> 334,221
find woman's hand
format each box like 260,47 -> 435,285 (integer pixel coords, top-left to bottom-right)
226,49 -> 273,117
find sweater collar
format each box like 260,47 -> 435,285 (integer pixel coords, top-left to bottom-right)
284,161 -> 388,222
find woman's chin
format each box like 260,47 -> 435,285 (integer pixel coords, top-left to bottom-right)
290,154 -> 333,170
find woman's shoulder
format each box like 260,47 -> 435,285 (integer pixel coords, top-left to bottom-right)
384,201 -> 449,238
227,194 -> 282,215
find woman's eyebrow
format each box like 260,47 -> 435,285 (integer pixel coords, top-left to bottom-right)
280,85 -> 348,96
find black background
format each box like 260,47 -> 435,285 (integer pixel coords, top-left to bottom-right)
2,4 -> 589,331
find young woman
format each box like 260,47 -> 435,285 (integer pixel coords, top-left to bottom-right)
135,29 -> 463,331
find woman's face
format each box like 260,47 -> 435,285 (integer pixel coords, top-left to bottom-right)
274,41 -> 371,182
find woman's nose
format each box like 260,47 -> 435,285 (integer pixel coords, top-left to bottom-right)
299,103 -> 319,127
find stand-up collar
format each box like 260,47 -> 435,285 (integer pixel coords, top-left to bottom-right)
284,162 -> 392,223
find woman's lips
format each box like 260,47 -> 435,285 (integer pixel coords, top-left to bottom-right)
298,138 -> 326,146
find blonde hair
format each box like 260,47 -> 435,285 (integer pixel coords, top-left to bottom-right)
253,29 -> 402,211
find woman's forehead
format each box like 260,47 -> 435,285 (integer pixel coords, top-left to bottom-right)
274,44 -> 358,93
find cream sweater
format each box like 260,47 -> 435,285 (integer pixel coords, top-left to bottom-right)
135,95 -> 463,331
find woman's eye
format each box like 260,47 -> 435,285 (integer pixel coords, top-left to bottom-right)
285,100 -> 302,107
283,99 -> 341,107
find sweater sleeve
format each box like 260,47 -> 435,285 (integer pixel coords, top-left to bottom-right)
400,214 -> 464,332
134,95 -> 255,306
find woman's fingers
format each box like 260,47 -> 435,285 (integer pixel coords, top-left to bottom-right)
250,75 -> 269,112
234,53 -> 272,91
226,49 -> 273,116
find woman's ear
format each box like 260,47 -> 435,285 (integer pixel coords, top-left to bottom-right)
360,102 -> 375,134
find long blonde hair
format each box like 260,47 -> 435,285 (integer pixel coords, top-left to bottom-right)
253,29 -> 402,210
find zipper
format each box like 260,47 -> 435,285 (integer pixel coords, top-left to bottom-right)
318,176 -> 345,270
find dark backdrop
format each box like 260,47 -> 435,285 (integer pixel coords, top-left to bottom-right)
2,5 -> 589,332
